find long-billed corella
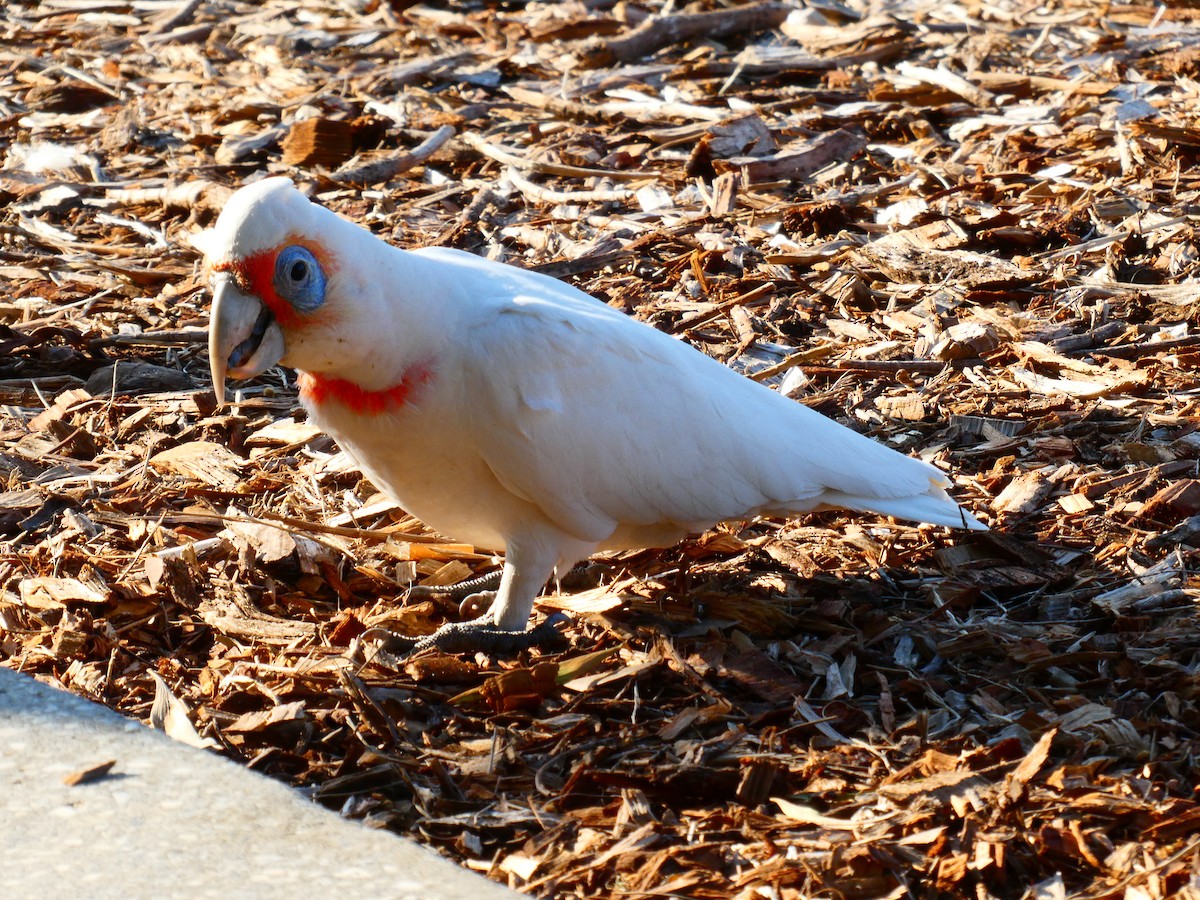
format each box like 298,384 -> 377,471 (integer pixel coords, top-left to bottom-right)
201,177 -> 985,652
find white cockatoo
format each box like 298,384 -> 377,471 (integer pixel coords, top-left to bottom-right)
203,177 -> 985,652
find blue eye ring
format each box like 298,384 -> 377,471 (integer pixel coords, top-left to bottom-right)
274,245 -> 326,313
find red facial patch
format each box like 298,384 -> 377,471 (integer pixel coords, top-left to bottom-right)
298,366 -> 431,415
212,236 -> 334,329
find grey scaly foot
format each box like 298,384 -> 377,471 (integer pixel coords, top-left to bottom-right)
405,562 -> 600,620
406,569 -> 503,604
407,572 -> 501,620
371,560 -> 598,658
377,613 -> 569,656
407,561 -> 599,607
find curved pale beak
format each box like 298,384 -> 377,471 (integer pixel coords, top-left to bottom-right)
208,272 -> 286,405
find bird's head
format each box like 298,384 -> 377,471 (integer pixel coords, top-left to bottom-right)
199,176 -> 353,403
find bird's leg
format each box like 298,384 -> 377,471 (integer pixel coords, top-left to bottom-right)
376,539 -> 569,655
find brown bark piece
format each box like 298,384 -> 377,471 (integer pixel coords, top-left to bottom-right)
281,117 -> 356,168
1140,480 -> 1200,524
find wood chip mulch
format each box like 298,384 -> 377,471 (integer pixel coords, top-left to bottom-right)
3,1 -> 1200,897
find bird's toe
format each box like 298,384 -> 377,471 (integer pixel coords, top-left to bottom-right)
406,570 -> 503,608
411,613 -> 568,655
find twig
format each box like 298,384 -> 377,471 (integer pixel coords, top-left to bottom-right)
371,52 -> 475,89
146,0 -> 204,36
747,345 -> 839,382
427,185 -> 502,248
461,132 -> 661,181
579,2 -> 791,68
712,129 -> 868,182
1091,335 -> 1200,359
57,65 -> 122,99
755,357 -> 950,383
332,125 -> 455,185
678,282 -> 777,330
503,85 -> 627,124
528,246 -> 634,279
140,23 -> 214,45
106,180 -> 231,212
251,510 -> 473,548
506,168 -> 633,205
895,62 -> 996,108
90,328 -> 208,348
830,358 -> 947,374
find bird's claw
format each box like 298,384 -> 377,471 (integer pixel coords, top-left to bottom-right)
368,612 -> 570,658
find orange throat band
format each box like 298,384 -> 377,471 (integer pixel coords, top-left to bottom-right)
298,368 -> 430,415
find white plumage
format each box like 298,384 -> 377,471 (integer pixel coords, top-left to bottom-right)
203,177 -> 985,644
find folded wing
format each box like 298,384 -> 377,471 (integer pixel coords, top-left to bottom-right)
457,283 -> 982,546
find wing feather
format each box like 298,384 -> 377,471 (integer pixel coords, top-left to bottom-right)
455,274 -> 965,545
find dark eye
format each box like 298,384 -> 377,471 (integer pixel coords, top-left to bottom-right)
273,245 -> 326,313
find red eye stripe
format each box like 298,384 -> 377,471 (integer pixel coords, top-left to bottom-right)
212,238 -> 334,329
240,248 -> 300,327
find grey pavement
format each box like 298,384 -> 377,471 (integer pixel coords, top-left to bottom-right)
0,667 -> 519,900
